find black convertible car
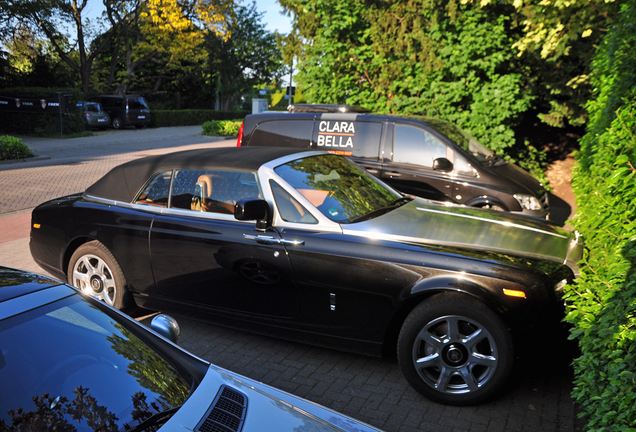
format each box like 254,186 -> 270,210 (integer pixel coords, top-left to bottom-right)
30,147 -> 582,405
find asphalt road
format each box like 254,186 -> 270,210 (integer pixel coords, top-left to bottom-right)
0,126 -> 582,432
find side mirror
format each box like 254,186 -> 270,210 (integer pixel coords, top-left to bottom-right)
235,198 -> 271,231
433,157 -> 453,172
150,314 -> 180,343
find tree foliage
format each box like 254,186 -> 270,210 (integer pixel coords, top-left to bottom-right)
205,1 -> 283,111
279,0 -> 532,152
564,0 -> 636,429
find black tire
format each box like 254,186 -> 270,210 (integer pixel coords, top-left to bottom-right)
397,293 -> 513,405
67,240 -> 130,310
112,117 -> 123,129
477,203 -> 506,211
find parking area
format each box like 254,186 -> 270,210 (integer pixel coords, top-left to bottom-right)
0,127 -> 582,431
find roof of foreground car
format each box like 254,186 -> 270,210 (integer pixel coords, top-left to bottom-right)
85,146 -> 310,203
0,266 -> 64,303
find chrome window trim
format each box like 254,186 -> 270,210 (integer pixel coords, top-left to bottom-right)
83,195 -> 255,224
257,161 -> 343,233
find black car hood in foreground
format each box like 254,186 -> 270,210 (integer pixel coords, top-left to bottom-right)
344,198 -> 582,275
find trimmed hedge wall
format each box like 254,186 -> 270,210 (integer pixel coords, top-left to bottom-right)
150,109 -> 248,128
201,120 -> 242,137
564,0 -> 636,429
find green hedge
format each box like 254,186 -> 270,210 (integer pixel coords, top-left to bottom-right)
201,120 -> 242,137
564,1 -> 636,429
150,110 -> 248,128
0,136 -> 34,161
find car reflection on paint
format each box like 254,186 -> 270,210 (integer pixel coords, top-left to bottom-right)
29,147 -> 583,405
0,266 -> 383,431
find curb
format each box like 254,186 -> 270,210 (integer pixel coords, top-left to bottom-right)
0,155 -> 51,166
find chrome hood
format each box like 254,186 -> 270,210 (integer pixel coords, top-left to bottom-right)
161,364 -> 383,432
342,198 -> 582,276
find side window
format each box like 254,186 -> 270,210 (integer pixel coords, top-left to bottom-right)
393,125 -> 448,168
112,98 -> 123,108
270,181 -> 317,224
313,120 -> 382,159
135,170 -> 172,207
250,120 -> 314,148
171,169 -> 261,215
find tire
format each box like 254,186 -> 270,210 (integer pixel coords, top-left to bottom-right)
134,124 -> 145,129
397,293 -> 513,405
477,203 -> 505,211
68,240 -> 130,310
112,117 -> 123,129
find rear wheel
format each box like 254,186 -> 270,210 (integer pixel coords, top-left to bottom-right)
477,203 -> 505,211
68,241 -> 130,310
397,293 -> 513,405
112,117 -> 123,129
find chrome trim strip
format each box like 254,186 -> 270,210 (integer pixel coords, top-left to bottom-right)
415,206 -> 567,239
84,194 -> 254,223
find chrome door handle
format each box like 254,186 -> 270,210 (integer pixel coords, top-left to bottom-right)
244,234 -> 304,246
386,172 -> 402,177
366,169 -> 379,174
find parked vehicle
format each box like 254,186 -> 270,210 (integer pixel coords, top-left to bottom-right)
0,265 -> 383,432
237,104 -> 550,219
89,94 -> 151,129
78,101 -> 110,129
29,147 -> 582,405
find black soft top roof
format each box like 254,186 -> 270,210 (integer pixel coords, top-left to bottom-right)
85,146 -> 309,202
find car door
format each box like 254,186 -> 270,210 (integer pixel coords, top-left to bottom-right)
381,123 -> 454,201
148,168 -> 300,318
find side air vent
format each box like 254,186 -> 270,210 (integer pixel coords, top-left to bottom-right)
195,385 -> 248,432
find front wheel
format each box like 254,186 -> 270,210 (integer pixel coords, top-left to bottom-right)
112,117 -> 123,129
68,240 -> 130,310
397,293 -> 513,405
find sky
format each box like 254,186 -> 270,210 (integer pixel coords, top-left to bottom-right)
255,0 -> 292,34
84,0 -> 292,35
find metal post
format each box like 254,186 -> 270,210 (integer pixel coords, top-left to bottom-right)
58,92 -> 63,137
288,59 -> 293,107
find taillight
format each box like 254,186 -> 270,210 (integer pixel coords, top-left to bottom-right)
236,121 -> 245,147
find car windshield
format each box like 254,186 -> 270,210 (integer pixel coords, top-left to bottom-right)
0,292 -> 191,431
274,154 -> 403,223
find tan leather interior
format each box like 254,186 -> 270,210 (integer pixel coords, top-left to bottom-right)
195,174 -> 234,214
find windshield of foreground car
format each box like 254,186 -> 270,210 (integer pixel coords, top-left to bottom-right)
0,295 -> 191,431
274,154 -> 403,223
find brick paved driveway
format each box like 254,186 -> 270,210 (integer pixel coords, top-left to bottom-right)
0,127 -> 582,431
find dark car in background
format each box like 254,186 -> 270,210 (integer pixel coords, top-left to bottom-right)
0,266 -> 383,432
90,94 -> 151,129
29,146 -> 582,405
238,104 -> 550,219
78,101 -> 110,130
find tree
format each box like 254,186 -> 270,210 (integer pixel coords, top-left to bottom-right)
2,0 -> 128,93
279,0 -> 532,152
206,2 -> 283,111
102,0 -> 231,96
